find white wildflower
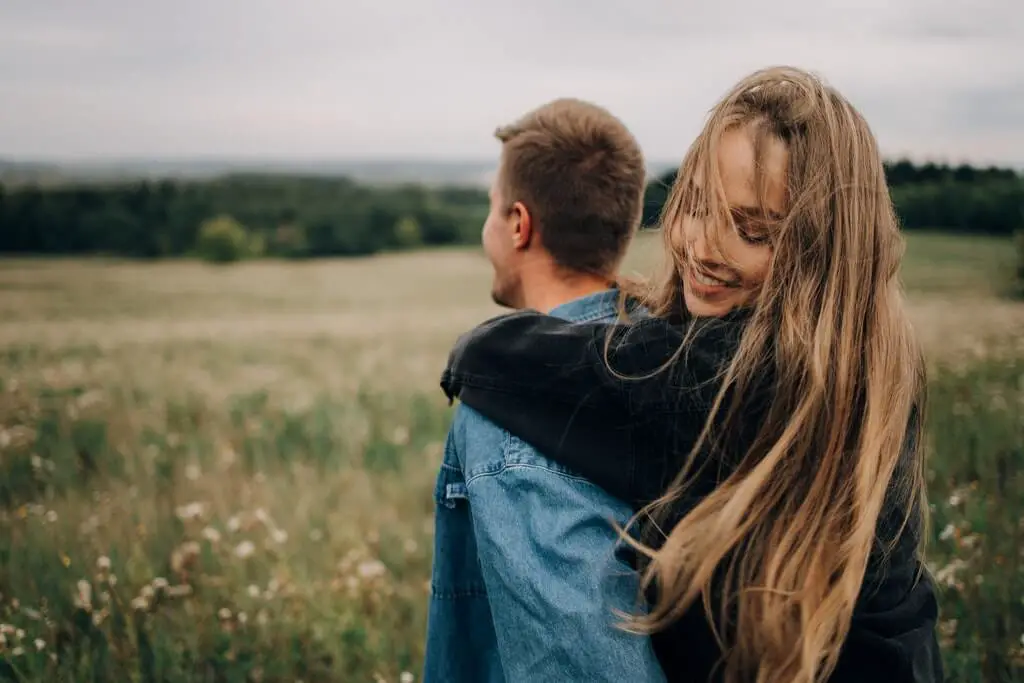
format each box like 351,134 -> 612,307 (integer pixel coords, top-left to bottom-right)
74,580 -> 93,610
217,607 -> 232,620
130,597 -> 148,611
391,426 -> 410,445
939,524 -> 956,542
356,560 -> 387,581
234,541 -> 256,559
45,510 -> 58,523
184,464 -> 201,481
152,577 -> 169,592
400,672 -> 415,683
140,585 -> 155,600
227,516 -> 241,533
76,390 -> 104,410
166,584 -> 193,598
271,529 -> 288,544
202,526 -> 221,543
34,638 -> 45,652
174,502 -> 207,522
934,558 -> 969,588
11,646 -> 23,657
237,611 -> 248,625
96,556 -> 111,571
80,515 -> 100,535
946,484 -> 972,507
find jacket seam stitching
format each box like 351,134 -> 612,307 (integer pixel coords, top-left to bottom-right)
466,462 -> 603,488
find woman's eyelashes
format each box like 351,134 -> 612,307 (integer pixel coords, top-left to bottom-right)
681,182 -> 774,246
731,210 -> 772,245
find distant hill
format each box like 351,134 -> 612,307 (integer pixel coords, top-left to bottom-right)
0,159 -> 69,187
0,157 -> 682,189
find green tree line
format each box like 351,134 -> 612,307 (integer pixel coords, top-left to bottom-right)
0,174 -> 489,259
0,160 -> 1021,260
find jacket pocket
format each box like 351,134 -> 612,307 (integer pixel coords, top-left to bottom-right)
435,464 -> 469,509
430,461 -> 487,598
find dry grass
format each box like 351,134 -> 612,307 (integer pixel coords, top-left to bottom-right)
0,231 -> 1021,682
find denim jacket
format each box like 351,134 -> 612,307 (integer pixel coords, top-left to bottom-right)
423,289 -> 666,683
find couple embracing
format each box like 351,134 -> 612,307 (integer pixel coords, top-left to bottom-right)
423,66 -> 943,683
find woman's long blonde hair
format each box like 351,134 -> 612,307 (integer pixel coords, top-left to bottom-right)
620,66 -> 928,682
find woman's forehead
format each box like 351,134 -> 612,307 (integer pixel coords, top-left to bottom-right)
709,127 -> 788,216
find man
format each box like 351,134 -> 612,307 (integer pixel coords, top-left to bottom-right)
423,99 -> 665,683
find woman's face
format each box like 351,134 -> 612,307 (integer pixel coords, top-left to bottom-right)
679,125 -> 788,318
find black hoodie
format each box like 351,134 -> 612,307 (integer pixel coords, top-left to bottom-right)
440,308 -> 944,683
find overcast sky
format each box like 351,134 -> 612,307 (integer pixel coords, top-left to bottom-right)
1,0 -> 1021,165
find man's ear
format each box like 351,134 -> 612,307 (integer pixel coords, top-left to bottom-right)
510,201 -> 533,251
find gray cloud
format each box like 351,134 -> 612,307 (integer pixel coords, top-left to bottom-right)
0,0 -> 1021,165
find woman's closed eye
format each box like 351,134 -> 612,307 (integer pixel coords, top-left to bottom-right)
731,209 -> 773,245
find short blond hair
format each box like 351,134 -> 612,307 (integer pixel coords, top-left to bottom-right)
494,98 -> 646,276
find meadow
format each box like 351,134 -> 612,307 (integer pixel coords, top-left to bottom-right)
0,231 -> 1021,682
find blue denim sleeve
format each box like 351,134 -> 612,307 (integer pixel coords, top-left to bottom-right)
454,406 -> 667,683
423,425 -> 505,683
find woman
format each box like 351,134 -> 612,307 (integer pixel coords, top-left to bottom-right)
441,67 -> 943,682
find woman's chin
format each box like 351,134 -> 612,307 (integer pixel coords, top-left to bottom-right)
683,286 -> 735,319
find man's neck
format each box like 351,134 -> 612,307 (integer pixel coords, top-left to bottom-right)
519,272 -> 613,313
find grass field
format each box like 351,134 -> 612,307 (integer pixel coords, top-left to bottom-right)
0,231 -> 1022,682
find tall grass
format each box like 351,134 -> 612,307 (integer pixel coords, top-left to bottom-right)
0,237 -> 1022,681
925,348 -> 1024,681
1014,228 -> 1024,298
0,357 -> 1021,681
0,387 -> 449,682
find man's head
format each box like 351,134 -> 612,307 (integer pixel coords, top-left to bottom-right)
482,98 -> 646,309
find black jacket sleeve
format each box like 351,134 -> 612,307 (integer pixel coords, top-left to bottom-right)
440,310 -> 742,504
